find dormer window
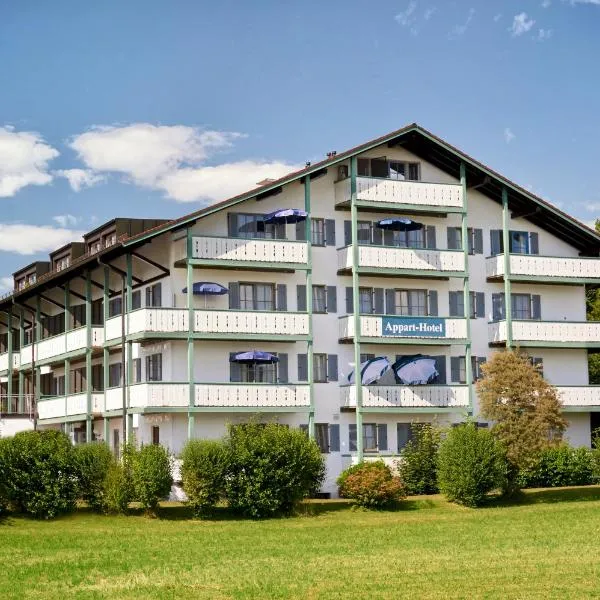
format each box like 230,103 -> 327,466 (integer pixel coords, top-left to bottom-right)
103,232 -> 116,248
55,256 -> 70,272
88,241 -> 101,255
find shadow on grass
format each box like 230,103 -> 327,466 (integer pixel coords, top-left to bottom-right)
485,485 -> 600,509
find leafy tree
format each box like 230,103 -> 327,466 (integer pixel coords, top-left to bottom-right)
397,424 -> 441,495
477,350 -> 566,473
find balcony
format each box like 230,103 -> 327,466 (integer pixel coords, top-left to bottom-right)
488,320 -> 600,348
339,315 -> 468,344
188,236 -> 308,271
0,352 -> 20,373
341,385 -> 469,410
558,387 -> 600,410
486,254 -> 600,284
37,393 -> 104,421
337,245 -> 465,278
105,308 -> 309,343
20,327 -> 104,367
335,177 -> 464,214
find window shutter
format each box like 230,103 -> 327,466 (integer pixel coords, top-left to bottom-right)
473,229 -> 483,254
449,291 -> 459,317
385,289 -> 396,315
329,424 -> 340,452
426,225 -> 436,249
373,225 -> 384,246
492,293 -> 505,320
377,424 -> 388,451
490,230 -> 503,255
299,424 -> 309,437
373,288 -> 384,314
277,353 -> 288,383
428,290 -> 438,316
327,354 -> 338,382
476,357 -> 487,381
297,285 -> 307,311
397,423 -> 410,452
529,232 -> 539,255
476,292 -> 485,319
349,424 -> 357,452
297,354 -> 308,381
229,353 -> 242,382
295,221 -> 305,241
325,219 -> 336,246
228,282 -> 240,309
450,356 -> 461,383
276,284 -> 287,311
345,287 -> 354,313
531,295 -> 541,320
228,213 -> 239,238
344,221 -> 352,246
447,227 -> 460,250
326,286 -> 337,313
434,356 -> 446,384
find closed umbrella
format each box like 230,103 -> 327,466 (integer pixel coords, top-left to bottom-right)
393,355 -> 438,385
263,208 -> 308,224
347,356 -> 392,385
376,218 -> 423,231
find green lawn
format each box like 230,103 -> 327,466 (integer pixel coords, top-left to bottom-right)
2,488 -> 600,599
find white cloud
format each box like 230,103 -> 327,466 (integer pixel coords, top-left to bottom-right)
449,8 -> 475,38
0,224 -> 85,255
0,277 -> 13,293
510,13 -> 535,36
584,203 -> 600,212
53,214 -> 79,228
55,168 -> 105,192
395,1 -> 418,27
157,160 -> 301,203
536,28 -> 554,40
493,13 -> 502,21
541,0 -> 551,7
0,127 -> 59,197
568,0 -> 600,5
504,128 -> 516,144
424,7 -> 437,20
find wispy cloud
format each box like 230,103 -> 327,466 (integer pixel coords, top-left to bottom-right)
584,203 -> 600,212
536,28 -> 553,41
395,1 -> 418,34
541,0 -> 551,7
449,8 -> 475,39
55,168 -> 105,192
493,13 -> 502,22
504,128 -> 516,144
424,6 -> 437,20
568,0 -> 600,5
510,13 -> 536,36
53,214 -> 79,228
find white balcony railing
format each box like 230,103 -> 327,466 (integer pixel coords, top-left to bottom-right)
37,393 -> 104,420
558,387 -> 600,408
105,309 -> 189,341
338,245 -> 465,273
335,177 -> 464,209
20,327 -> 104,366
0,352 -> 20,372
339,315 -> 468,341
191,236 -> 308,266
341,385 -> 469,409
486,254 -> 600,281
194,310 -> 309,337
489,320 -> 600,345
195,384 -> 310,408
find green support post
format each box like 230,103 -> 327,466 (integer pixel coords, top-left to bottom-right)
64,282 -> 70,430
460,163 -> 473,414
103,267 -> 110,443
7,307 -> 13,408
186,228 -> 195,439
85,270 -> 93,442
18,308 -> 24,415
502,188 -> 513,349
34,297 -> 41,422
125,254 -> 134,441
64,357 -> 70,426
304,174 -> 315,438
350,156 -> 363,461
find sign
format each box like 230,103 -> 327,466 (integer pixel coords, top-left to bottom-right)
382,316 -> 446,338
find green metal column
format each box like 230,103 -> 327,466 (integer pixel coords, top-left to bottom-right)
64,283 -> 70,429
7,307 -> 13,407
103,267 -> 110,444
502,188 -> 513,349
460,163 -> 473,414
186,228 -> 195,439
350,156 -> 363,461
34,297 -> 41,423
18,308 -> 24,414
64,358 -> 70,425
125,254 -> 134,441
304,174 -> 315,438
85,270 -> 93,442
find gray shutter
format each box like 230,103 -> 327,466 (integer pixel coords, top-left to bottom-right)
372,226 -> 383,246
530,232 -> 539,255
326,286 -> 337,313
532,295 -> 541,319
434,356 -> 446,384
377,424 -> 388,451
449,291 -> 458,317
299,424 -> 309,437
344,221 -> 352,246
276,284 -> 287,311
346,287 -> 353,313
447,227 -> 460,250
229,353 -> 242,382
349,424 -> 357,451
490,230 -> 503,255
278,353 -> 288,383
450,357 -> 461,383
327,354 -> 338,382
296,285 -> 306,311
296,221 -> 305,241
385,289 -> 396,315
474,229 -> 483,254
397,423 -> 410,452
329,424 -> 340,452
373,288 -> 384,314
426,225 -> 436,249
492,293 -> 505,320
476,292 -> 485,319
325,219 -> 336,246
297,354 -> 308,381
228,213 -> 239,238
428,290 -> 438,316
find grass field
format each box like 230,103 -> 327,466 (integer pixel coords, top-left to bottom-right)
2,487 -> 600,599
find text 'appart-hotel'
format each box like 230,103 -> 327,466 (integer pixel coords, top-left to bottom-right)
1,123 -> 599,494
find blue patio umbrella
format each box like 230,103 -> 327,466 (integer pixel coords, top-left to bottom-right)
347,356 -> 392,385
376,218 -> 423,232
392,355 -> 438,385
230,351 -> 280,364
263,208 -> 308,224
182,282 -> 228,295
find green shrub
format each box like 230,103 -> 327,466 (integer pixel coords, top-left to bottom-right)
103,443 -> 136,514
0,438 -> 11,517
132,444 -> 173,516
224,423 -> 325,519
0,430 -> 78,518
398,424 -> 441,495
181,439 -> 228,517
518,445 -> 596,488
337,461 -> 405,509
73,443 -> 114,512
437,423 -> 508,508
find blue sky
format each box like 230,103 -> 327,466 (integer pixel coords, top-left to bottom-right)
0,0 -> 599,287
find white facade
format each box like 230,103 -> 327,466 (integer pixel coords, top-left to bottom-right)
1,125 -> 599,496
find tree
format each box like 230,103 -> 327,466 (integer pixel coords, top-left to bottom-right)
477,350 -> 566,472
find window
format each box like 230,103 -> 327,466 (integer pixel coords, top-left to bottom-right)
109,363 -> 122,388
88,240 -> 101,255
92,364 -> 103,392
71,304 -> 86,328
512,294 -> 532,320
528,357 -> 544,376
311,218 -> 325,246
357,221 -> 371,244
239,283 -> 275,311
28,274 -> 36,285
55,256 -> 70,271
510,231 -> 529,254
357,158 -> 420,181
109,297 -> 122,317
359,288 -> 373,314
395,290 -> 427,316
389,161 -> 406,180
349,423 -> 387,452
145,283 -> 161,308
132,358 -> 142,383
55,375 -> 65,396
447,227 -> 483,254
313,354 -> 328,383
70,367 -> 86,394
449,291 -> 485,319
229,213 -> 283,240
239,362 -> 277,383
103,232 -> 117,248
451,356 -> 487,383
392,228 -> 425,249
129,290 -> 141,311
312,286 -> 327,313
360,353 -> 375,363
113,429 -> 120,458
408,163 -> 420,181
490,230 -> 539,255
492,293 -> 540,321
146,354 -> 163,382
151,426 -> 160,445
397,423 -> 418,452
315,423 -> 329,453
363,423 -> 378,451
